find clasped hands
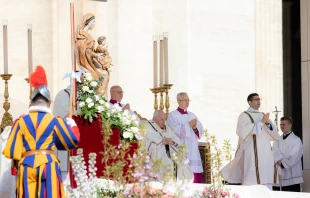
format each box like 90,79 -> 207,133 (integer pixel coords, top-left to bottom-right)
162,138 -> 173,145
261,113 -> 270,125
189,119 -> 197,129
122,103 -> 130,111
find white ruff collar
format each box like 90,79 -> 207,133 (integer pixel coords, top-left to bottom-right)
29,106 -> 52,114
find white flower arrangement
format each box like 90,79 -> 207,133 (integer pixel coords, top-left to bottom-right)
76,72 -> 140,142
76,74 -> 107,123
95,178 -> 124,197
68,149 -> 98,198
104,103 -> 141,142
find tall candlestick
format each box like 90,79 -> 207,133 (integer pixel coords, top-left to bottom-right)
27,24 -> 33,75
3,20 -> 8,74
153,35 -> 158,88
0,74 -> 13,128
163,32 -> 169,84
159,35 -> 164,87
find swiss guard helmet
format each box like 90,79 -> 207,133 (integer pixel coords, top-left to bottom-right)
29,66 -> 50,102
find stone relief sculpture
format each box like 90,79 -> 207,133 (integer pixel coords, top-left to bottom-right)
76,13 -> 111,97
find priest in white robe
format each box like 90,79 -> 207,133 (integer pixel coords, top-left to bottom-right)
109,85 -> 139,121
272,117 -> 303,192
220,93 -> 280,190
144,110 -> 194,182
167,92 -> 204,183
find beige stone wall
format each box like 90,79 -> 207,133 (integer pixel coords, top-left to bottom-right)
0,0 -> 283,155
0,0 -> 55,118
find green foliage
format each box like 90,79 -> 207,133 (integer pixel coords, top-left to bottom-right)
203,129 -> 236,198
76,72 -> 140,143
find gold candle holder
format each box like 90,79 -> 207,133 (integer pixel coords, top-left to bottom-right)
0,74 -> 13,129
150,84 -> 173,119
150,88 -> 160,110
163,84 -> 173,119
159,88 -> 164,110
25,78 -> 32,101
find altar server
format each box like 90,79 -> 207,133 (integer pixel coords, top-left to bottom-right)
273,117 -> 303,192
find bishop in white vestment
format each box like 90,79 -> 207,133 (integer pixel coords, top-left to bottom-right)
109,85 -> 139,121
220,93 -> 280,190
144,110 -> 194,182
167,92 -> 204,183
273,117 -> 303,192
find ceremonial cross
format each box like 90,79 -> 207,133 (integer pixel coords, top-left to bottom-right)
272,106 -> 281,127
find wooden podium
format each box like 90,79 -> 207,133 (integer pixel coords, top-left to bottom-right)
70,115 -> 138,188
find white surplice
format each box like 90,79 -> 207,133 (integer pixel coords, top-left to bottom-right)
221,108 -> 280,185
0,126 -> 16,198
143,120 -> 194,181
272,132 -> 303,187
167,110 -> 204,173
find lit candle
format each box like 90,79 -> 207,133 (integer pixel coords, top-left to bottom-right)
159,35 -> 164,87
163,32 -> 169,84
27,24 -> 33,75
153,35 -> 158,88
3,20 -> 8,74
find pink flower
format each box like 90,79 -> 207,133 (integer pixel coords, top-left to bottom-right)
233,193 -> 240,198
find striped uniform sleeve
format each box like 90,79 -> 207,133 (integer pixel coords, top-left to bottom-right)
53,117 -> 80,150
2,119 -> 23,160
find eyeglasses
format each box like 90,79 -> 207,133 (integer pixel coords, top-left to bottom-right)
179,99 -> 191,102
252,98 -> 262,102
112,91 -> 124,94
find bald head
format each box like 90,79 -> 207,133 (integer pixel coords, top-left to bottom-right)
110,85 -> 123,102
153,110 -> 166,128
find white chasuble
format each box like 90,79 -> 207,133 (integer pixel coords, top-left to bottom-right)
273,132 -> 303,187
143,120 -> 194,182
167,110 -> 204,173
221,108 -> 280,185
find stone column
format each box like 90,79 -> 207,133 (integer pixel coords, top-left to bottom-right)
254,0 -> 283,125
301,0 -> 310,170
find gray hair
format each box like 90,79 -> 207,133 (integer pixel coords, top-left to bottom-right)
153,110 -> 164,119
177,92 -> 188,100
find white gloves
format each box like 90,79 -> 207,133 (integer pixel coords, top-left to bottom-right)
66,118 -> 77,127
